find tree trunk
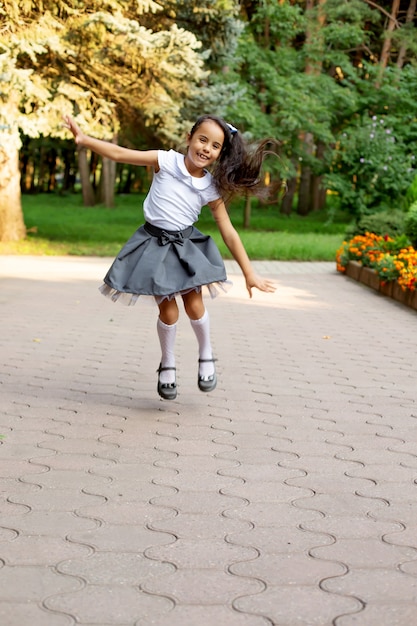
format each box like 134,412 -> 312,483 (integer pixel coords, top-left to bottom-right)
280,175 -> 297,215
311,140 -> 326,211
99,136 -> 117,207
243,195 -> 252,228
397,0 -> 417,69
77,148 -> 96,207
297,132 -> 315,215
120,164 -> 134,194
311,176 -> 327,211
47,149 -> 58,192
0,102 -> 26,242
305,0 -> 326,75
298,0 -> 326,215
377,0 -> 401,82
297,163 -> 313,215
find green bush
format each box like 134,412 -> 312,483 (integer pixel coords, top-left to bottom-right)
406,175 -> 417,209
345,210 -> 406,239
325,113 -> 417,220
405,201 -> 417,247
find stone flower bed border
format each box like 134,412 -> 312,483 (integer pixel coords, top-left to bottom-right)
344,260 -> 417,311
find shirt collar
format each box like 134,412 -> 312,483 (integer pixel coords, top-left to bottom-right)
175,152 -> 213,190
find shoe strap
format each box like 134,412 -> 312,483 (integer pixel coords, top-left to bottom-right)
198,358 -> 217,363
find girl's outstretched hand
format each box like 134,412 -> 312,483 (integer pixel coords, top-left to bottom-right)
63,115 -> 85,146
246,274 -> 276,298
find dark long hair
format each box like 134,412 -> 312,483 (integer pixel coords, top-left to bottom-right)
188,114 -> 277,202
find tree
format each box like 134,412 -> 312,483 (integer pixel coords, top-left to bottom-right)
324,0 -> 417,219
324,63 -> 417,219
0,56 -> 26,241
0,0 -> 221,240
297,0 -> 327,216
224,1 -> 343,216
379,0 -> 401,74
225,0 -> 417,219
396,0 -> 417,68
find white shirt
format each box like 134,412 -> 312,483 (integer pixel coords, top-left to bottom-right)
143,150 -> 221,231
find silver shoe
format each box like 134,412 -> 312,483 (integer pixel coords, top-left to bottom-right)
157,364 -> 177,400
198,358 -> 217,392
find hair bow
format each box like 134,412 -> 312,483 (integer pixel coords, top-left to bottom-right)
226,122 -> 238,135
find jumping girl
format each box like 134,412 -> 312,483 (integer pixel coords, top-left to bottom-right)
64,114 -> 276,400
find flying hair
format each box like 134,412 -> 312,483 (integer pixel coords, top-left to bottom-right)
188,114 -> 278,203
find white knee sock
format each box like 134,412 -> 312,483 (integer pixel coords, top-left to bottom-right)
157,318 -> 177,384
190,310 -> 215,377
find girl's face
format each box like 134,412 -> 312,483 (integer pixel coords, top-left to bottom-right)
185,120 -> 225,176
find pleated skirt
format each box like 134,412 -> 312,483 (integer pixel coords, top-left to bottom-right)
99,222 -> 231,305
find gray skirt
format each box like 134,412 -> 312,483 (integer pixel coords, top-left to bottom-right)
99,222 -> 231,305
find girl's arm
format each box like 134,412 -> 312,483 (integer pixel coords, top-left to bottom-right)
209,199 -> 276,298
63,116 -> 159,168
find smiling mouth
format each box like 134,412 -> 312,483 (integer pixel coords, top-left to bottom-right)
197,152 -> 209,160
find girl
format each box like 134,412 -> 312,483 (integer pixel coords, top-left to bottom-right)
64,114 -> 276,400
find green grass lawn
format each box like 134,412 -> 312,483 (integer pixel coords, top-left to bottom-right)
0,193 -> 348,260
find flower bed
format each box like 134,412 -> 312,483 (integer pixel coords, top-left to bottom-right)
336,232 -> 417,310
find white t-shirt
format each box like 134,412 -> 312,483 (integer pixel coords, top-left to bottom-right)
143,150 -> 221,230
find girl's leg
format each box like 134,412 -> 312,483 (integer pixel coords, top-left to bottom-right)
182,290 -> 216,382
157,298 -> 179,386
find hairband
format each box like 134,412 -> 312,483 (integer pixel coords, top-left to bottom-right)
226,122 -> 238,135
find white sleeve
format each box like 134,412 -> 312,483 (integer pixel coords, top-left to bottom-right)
157,149 -> 175,172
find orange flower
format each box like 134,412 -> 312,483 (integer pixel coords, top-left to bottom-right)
336,232 -> 417,291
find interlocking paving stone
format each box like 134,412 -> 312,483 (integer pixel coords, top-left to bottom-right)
149,512 -> 251,540
6,489 -> 106,513
302,515 -> 403,539
335,604 -> 417,626
146,537 -> 258,569
142,569 -> 264,604
227,525 -> 335,554
59,552 -> 175,584
0,565 -> 82,600
322,568 -> 417,603
135,606 -> 271,626
69,524 -> 175,553
383,524 -> 417,548
2,510 -> 97,535
0,535 -> 91,566
230,552 -> 346,585
234,585 -> 362,625
0,603 -> 75,626
45,586 -> 174,623
311,537 -> 416,568
1,257 -> 417,625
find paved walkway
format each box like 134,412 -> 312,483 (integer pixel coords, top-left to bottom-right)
1,256 -> 417,626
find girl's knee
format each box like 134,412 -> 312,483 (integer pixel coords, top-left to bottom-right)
182,291 -> 205,320
158,298 -> 179,325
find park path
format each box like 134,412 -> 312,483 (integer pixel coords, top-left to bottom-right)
0,256 -> 417,626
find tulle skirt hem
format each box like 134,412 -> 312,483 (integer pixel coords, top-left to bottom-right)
98,280 -> 232,306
